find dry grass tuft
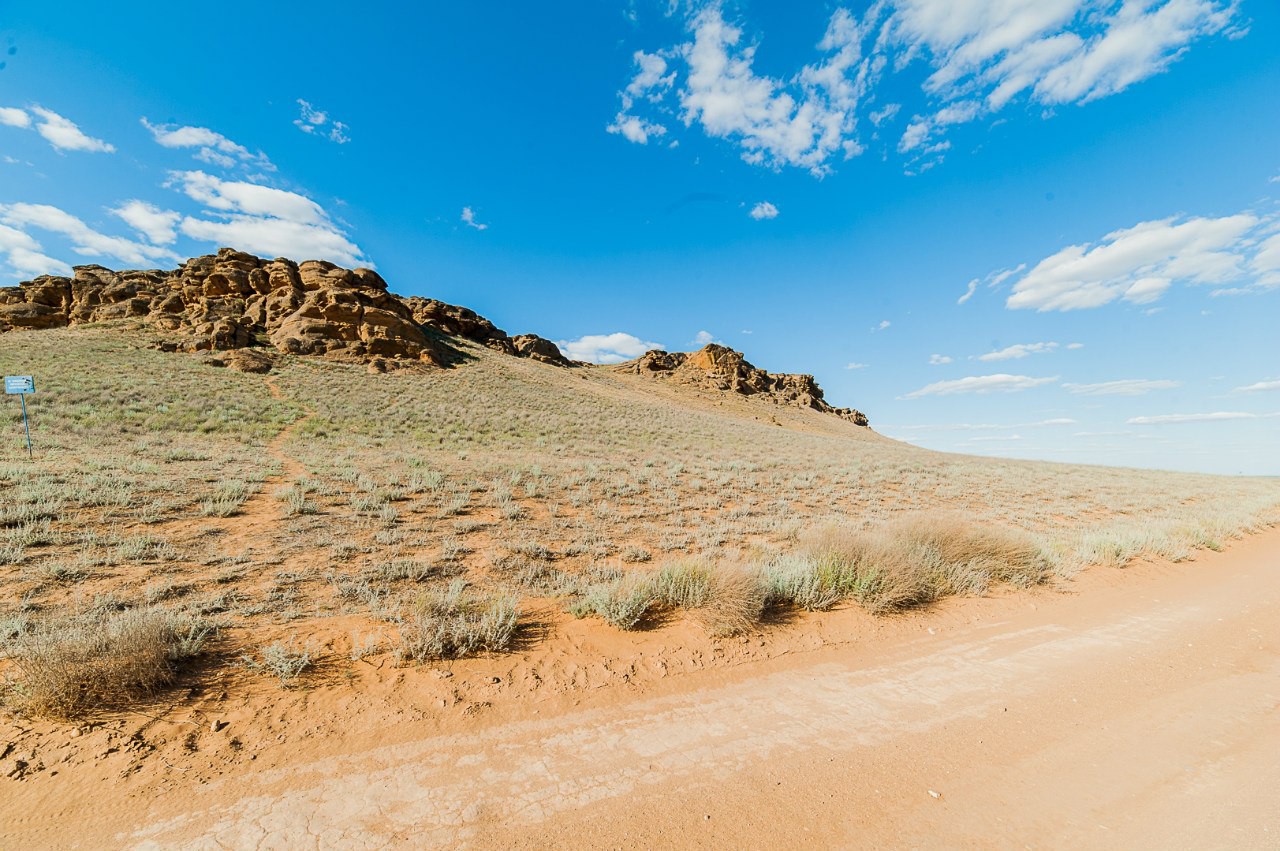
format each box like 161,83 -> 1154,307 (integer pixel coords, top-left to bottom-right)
397,581 -> 520,661
4,609 -> 211,719
696,563 -> 767,637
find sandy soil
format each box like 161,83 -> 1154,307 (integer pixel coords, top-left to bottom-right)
4,529 -> 1278,849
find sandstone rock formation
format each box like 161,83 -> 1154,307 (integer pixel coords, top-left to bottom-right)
616,344 -> 869,426
0,249 -> 571,371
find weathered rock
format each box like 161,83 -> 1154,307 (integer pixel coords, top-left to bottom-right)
404,297 -> 516,355
0,248 -> 452,369
204,349 -> 275,374
511,334 -> 570,366
616,344 -> 869,425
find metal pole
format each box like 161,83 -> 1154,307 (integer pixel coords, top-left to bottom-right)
19,393 -> 31,459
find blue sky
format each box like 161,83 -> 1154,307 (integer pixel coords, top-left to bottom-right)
1,1 -> 1277,475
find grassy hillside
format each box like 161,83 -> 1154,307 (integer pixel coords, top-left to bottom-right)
2,323 -> 1278,715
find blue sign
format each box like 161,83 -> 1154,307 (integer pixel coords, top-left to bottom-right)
5,375 -> 35,395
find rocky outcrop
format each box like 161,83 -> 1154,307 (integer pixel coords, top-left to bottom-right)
0,249 -> 572,371
616,344 -> 869,426
511,334 -> 572,366
403,297 -> 516,355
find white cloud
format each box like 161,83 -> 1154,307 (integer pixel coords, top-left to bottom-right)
691,330 -> 718,346
976,341 -> 1058,361
1127,411 -> 1277,425
0,222 -> 72,277
109,200 -> 181,245
1005,212 -> 1274,310
1234,380 -> 1280,393
294,100 -> 350,144
957,278 -> 978,304
902,373 -> 1058,398
0,107 -> 32,128
606,113 -> 668,144
557,332 -> 663,364
461,207 -> 488,231
19,106 -> 115,153
749,201 -> 779,220
896,417 -> 1076,432
0,202 -> 177,266
1066,342 -> 1084,349
874,319 -> 891,331
929,354 -> 952,365
611,6 -> 875,175
142,118 -> 272,169
845,362 -> 868,370
613,2 -> 1238,173
1063,378 -> 1180,395
165,170 -> 368,267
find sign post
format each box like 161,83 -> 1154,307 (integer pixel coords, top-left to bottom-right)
4,375 -> 35,459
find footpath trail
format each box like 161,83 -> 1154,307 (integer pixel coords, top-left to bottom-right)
209,376 -> 314,554
123,528 -> 1280,850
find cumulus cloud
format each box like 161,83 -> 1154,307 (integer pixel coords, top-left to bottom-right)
165,170 -> 368,267
109,200 -> 181,245
612,2 -> 1238,173
0,107 -> 32,128
1234,379 -> 1280,393
976,341 -> 1058,361
1127,411 -> 1277,425
1063,378 -> 1180,395
294,100 -> 350,144
1005,212 -> 1276,310
749,201 -> 779,220
0,202 -> 177,266
610,6 -> 875,174
142,118 -> 272,170
556,332 -> 663,364
461,207 -> 488,231
929,354 -> 952,365
691,330 -> 718,346
902,373 -> 1058,398
0,222 -> 72,277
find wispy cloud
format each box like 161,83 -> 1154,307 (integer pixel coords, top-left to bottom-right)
845,362 -> 868,370
557,332 -> 662,364
460,207 -> 488,231
1127,411 -> 1278,425
976,341 -> 1058,361
1004,212 -> 1278,310
928,354 -> 952,365
294,99 -> 350,144
1234,379 -> 1280,393
0,202 -> 175,267
610,2 -> 1239,174
142,118 -> 272,170
1063,378 -> 1180,396
0,105 -> 115,153
902,373 -> 1058,399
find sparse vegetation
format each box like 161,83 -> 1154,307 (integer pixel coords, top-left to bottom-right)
3,608 -> 211,719
396,581 -> 520,661
0,324 -> 1277,707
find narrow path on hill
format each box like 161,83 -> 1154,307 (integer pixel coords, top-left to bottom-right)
123,528 -> 1280,850
208,376 -> 314,553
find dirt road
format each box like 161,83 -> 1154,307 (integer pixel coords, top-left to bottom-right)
113,530 -> 1280,850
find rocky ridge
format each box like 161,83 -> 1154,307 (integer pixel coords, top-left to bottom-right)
614,344 -> 869,426
0,248 -> 867,424
0,248 -> 569,370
